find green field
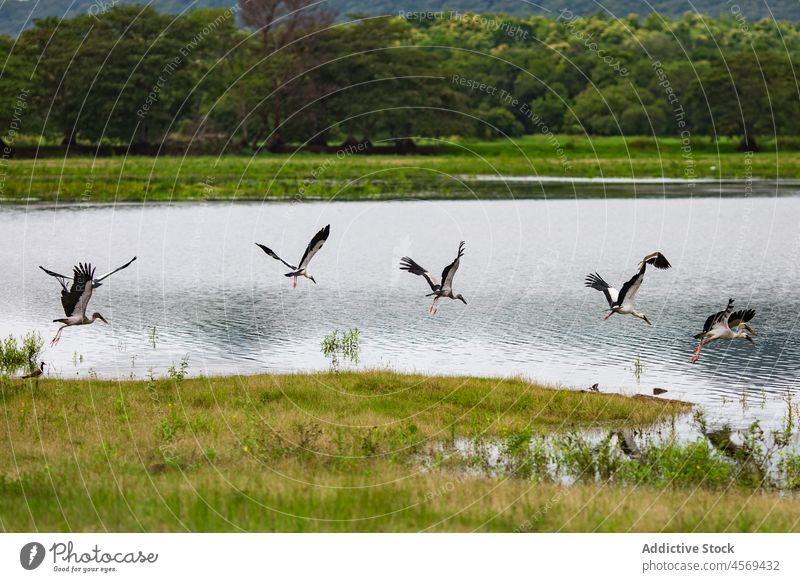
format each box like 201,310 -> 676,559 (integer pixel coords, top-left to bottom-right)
1,370 -> 798,532
1,136 -> 794,204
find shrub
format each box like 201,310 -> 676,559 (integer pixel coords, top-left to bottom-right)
0,332 -> 44,376
320,328 -> 360,372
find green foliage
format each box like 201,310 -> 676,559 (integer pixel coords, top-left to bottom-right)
148,327 -> 159,349
631,354 -> 644,383
778,451 -> 800,490
167,356 -> 190,382
4,6 -> 800,150
483,108 -> 525,137
0,332 -> 43,376
157,403 -> 187,442
320,328 -> 361,372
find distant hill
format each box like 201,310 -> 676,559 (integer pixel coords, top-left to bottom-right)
2,0 -> 799,37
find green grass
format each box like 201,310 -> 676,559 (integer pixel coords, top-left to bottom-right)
1,135 -> 796,203
0,369 -> 734,532
1,370 -> 798,531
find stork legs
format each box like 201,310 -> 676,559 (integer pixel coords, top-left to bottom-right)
429,296 -> 440,316
292,276 -> 297,289
690,338 -> 711,363
51,325 -> 69,346
602,310 -> 615,320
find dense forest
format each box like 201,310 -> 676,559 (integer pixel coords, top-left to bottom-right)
1,1 -> 799,153
3,0 -> 800,36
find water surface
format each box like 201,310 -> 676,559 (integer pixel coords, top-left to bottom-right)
1,196 -> 798,432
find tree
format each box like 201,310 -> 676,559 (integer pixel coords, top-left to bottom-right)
20,15 -> 90,144
238,0 -> 336,150
572,82 -> 666,136
701,52 -> 799,151
0,34 -> 33,155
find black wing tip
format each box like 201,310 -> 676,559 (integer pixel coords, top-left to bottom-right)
76,262 -> 93,278
732,308 -> 756,322
645,252 -> 672,270
584,272 -> 607,287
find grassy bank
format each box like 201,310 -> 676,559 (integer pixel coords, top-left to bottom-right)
0,370 -> 701,532
2,370 -> 796,532
1,370 -> 798,531
1,136 -> 795,203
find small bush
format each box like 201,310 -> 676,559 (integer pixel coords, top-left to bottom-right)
167,355 -> 190,382
321,328 -> 360,372
0,332 -> 44,376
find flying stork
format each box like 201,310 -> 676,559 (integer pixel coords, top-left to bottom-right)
585,251 -> 672,325
690,298 -> 756,363
256,224 -> 330,287
44,263 -> 108,346
400,241 -> 467,315
40,256 -> 137,291
45,263 -> 118,346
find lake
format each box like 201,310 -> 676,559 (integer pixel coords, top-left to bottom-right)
1,196 -> 798,433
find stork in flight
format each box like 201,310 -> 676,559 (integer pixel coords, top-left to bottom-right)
256,224 -> 330,287
40,256 -> 135,345
40,256 -> 137,291
690,298 -> 756,363
400,241 -> 467,315
585,251 -> 672,325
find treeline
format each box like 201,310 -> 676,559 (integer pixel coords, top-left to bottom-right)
1,2 -> 799,154
5,0 -> 800,37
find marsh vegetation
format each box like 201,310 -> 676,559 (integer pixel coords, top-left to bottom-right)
1,369 -> 798,532
0,332 -> 43,377
2,137 -> 798,204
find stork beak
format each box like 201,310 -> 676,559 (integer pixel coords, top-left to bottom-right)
746,335 -> 755,346
459,297 -> 467,305
310,277 -> 317,285
745,324 -> 757,336
98,314 -> 108,324
643,315 -> 652,326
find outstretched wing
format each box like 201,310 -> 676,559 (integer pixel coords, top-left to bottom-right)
617,269 -> 645,309
729,308 -> 755,328
94,256 -> 137,285
62,263 -> 95,318
695,298 -> 735,338
584,272 -> 619,308
399,257 -> 440,292
439,241 -> 465,294
639,251 -> 672,271
255,243 -> 297,270
39,265 -> 71,293
297,224 -> 330,270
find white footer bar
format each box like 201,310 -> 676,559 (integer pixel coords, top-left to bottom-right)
1,534 -> 797,581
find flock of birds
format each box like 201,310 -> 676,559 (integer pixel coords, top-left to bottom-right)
29,224 -> 758,377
